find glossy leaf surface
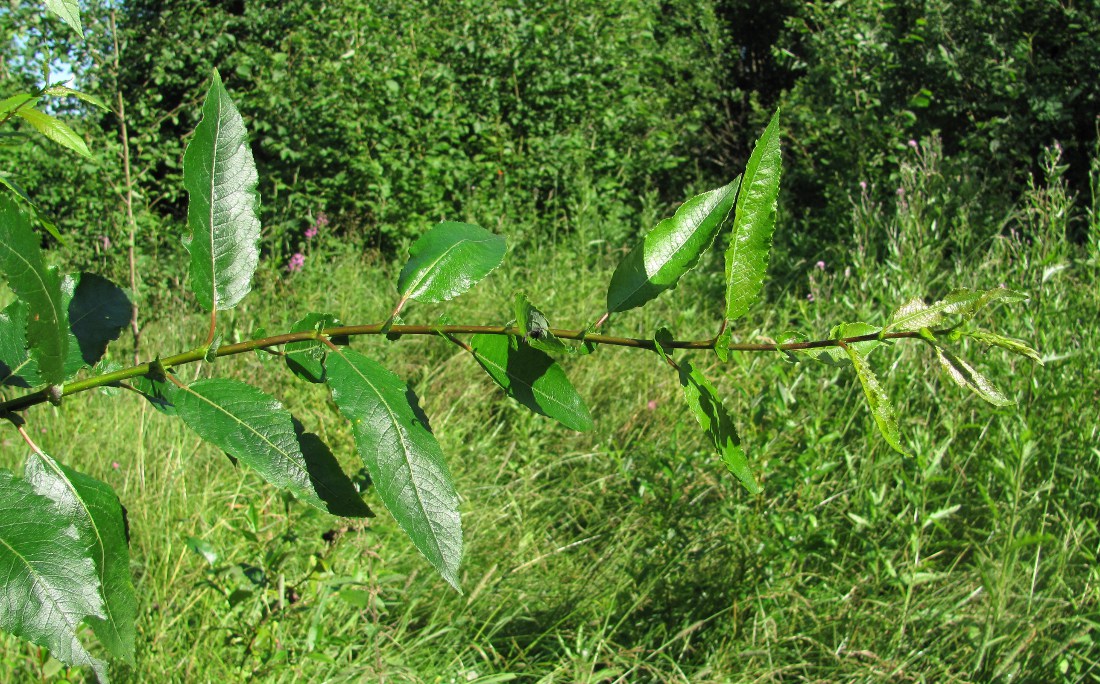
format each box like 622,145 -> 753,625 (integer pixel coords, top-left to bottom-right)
397,222 -> 505,304
606,178 -> 739,313
470,333 -> 593,432
0,470 -> 107,681
182,70 -> 261,312
843,343 -> 908,455
0,195 -> 68,384
325,349 -> 462,589
43,85 -> 109,112
25,452 -> 136,664
284,312 -> 342,383
174,379 -> 370,517
962,330 -> 1042,363
725,108 -> 782,322
654,329 -> 760,493
14,107 -> 90,158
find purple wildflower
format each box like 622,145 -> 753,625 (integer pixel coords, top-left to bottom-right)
286,253 -> 306,272
815,260 -> 826,270
304,225 -> 318,240
908,139 -> 918,148
859,181 -> 867,191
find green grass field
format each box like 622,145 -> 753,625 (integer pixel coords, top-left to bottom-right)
2,145 -> 1098,683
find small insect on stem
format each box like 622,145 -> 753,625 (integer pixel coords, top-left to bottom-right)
525,327 -> 546,342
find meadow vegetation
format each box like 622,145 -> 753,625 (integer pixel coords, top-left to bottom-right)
2,1 -> 1098,682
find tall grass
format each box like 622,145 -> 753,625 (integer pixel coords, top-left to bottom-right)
1,143 -> 1097,682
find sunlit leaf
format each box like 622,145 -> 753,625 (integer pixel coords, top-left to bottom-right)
606,177 -> 739,313
725,108 -> 781,322
44,0 -> 83,38
794,322 -> 881,367
0,174 -> 63,241
174,379 -> 371,517
654,329 -> 760,493
325,349 -> 462,589
0,195 -> 68,384
962,330 -> 1042,364
182,69 -> 261,312
842,343 -> 908,455
885,287 -> 1027,332
43,85 -> 110,112
933,346 -> 1014,406
14,108 -> 91,158
25,452 -> 136,664
0,94 -> 38,117
397,222 -> 505,305
0,469 -> 107,681
469,333 -> 593,432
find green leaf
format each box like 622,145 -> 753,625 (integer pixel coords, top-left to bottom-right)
725,108 -> 782,322
933,346 -> 1014,406
0,195 -> 68,384
0,174 -> 63,242
514,292 -> 571,354
25,452 -> 136,664
397,222 -> 506,304
606,177 -> 740,313
183,69 -> 261,312
45,0 -> 83,38
325,349 -> 462,589
129,371 -> 177,415
0,469 -> 107,681
284,312 -> 342,383
0,94 -> 38,118
43,85 -> 110,112
653,329 -> 760,494
885,288 -> 1028,332
842,343 -> 908,455
469,333 -> 593,432
14,107 -> 91,158
174,379 -> 371,517
794,322 -> 881,367
962,330 -> 1043,364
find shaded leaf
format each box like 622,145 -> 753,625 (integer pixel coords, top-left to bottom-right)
933,346 -> 1014,406
469,333 -> 593,432
284,312 -> 342,383
397,222 -> 505,304
0,469 -> 107,682
129,369 -> 177,415
0,174 -> 63,242
842,343 -> 908,455
25,452 -> 136,664
183,69 -> 261,312
14,108 -> 91,158
795,322 -> 881,367
174,379 -> 370,517
67,273 -> 131,368
325,349 -> 462,589
654,329 -> 760,494
0,195 -> 68,384
725,108 -> 782,322
606,177 -> 739,313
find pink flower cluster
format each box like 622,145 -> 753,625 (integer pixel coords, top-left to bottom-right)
286,252 -> 305,272
305,211 -> 329,240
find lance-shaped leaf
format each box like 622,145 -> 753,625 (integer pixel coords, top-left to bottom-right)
842,343 -> 908,455
0,93 -> 38,117
654,329 -> 760,494
725,108 -> 782,322
514,292 -> 572,355
962,330 -> 1043,364
43,85 -> 110,112
397,222 -> 505,305
469,333 -> 593,432
14,108 -> 91,158
933,346 -> 1014,406
0,195 -> 68,384
174,379 -> 371,517
284,312 -> 343,383
793,322 -> 881,367
325,349 -> 462,589
45,0 -> 83,38
885,287 -> 1028,332
606,177 -> 740,313
182,69 -> 261,312
0,174 -> 63,242
0,469 -> 107,682
25,452 -> 136,665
